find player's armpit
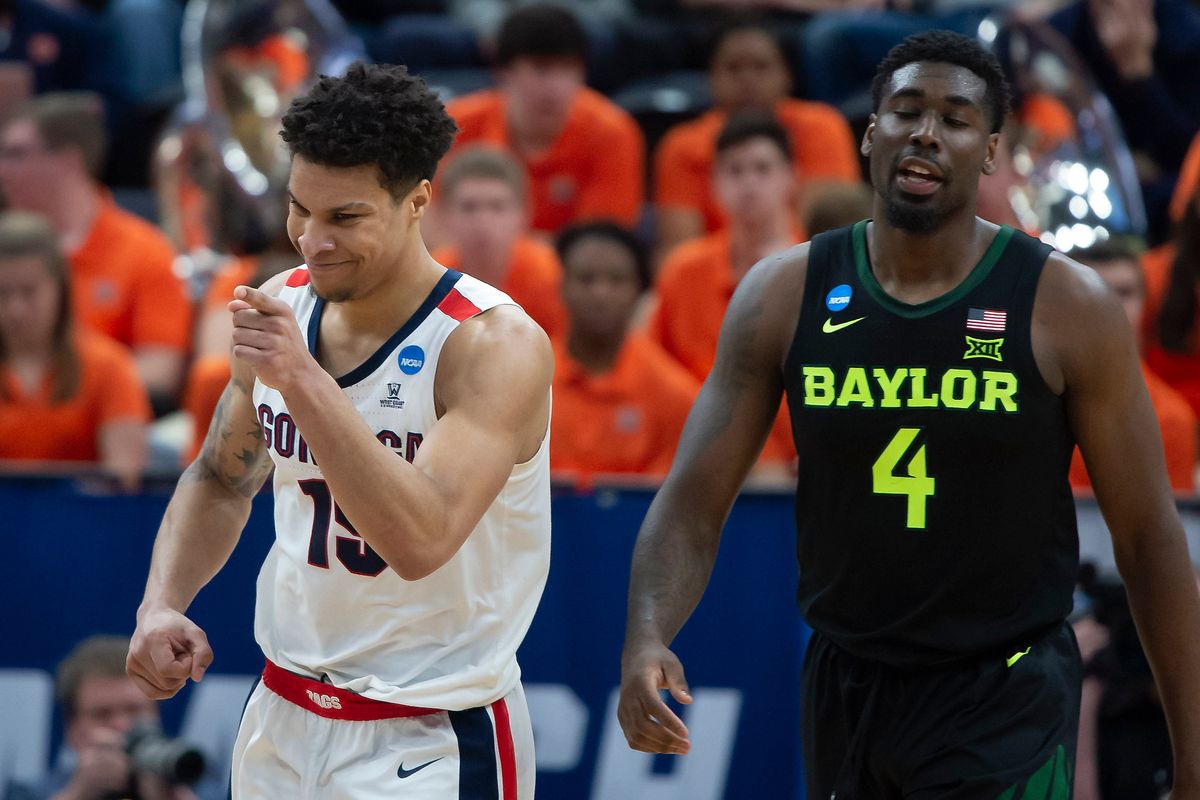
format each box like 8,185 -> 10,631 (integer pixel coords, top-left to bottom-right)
185,361 -> 272,499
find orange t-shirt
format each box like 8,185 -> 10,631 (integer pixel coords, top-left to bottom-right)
0,331 -> 150,463
182,353 -> 231,463
433,237 -> 566,338
1140,243 -> 1200,416
446,88 -> 645,233
551,335 -> 699,477
654,98 -> 861,233
647,231 -> 795,466
203,257 -> 257,312
70,196 -> 191,352
1070,363 -> 1197,493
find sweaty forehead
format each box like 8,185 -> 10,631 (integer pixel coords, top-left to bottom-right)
886,61 -> 988,103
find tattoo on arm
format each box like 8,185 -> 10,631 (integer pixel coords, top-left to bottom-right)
183,377 -> 272,497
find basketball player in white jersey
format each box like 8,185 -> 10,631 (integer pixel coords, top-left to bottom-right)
126,62 -> 553,798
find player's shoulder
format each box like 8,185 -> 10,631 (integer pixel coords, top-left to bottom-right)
258,265 -> 309,297
441,303 -> 554,395
1036,249 -> 1121,320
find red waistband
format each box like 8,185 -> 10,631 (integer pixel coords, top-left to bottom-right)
261,660 -> 440,721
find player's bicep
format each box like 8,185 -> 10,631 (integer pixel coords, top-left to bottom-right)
412,308 -> 553,539
1062,272 -> 1177,536
188,358 -> 272,498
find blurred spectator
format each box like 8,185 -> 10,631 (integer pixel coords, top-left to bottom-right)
431,146 -> 566,337
0,212 -> 148,489
653,18 -> 859,256
442,4 -> 644,236
0,92 -> 190,414
648,111 -> 799,471
551,221 -> 697,478
1048,0 -> 1200,243
1069,240 -> 1196,493
3,635 -> 202,800
805,180 -> 874,237
0,0 -> 92,99
1141,132 -> 1200,418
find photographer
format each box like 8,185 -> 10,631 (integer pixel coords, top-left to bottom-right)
5,636 -> 205,800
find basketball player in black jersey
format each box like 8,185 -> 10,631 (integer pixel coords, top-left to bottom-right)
619,30 -> 1200,798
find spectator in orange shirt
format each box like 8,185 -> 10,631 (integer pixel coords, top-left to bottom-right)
0,92 -> 191,414
431,146 -> 566,337
0,212 -> 149,489
654,19 -> 860,256
442,5 -> 644,236
1141,137 -> 1200,417
1069,241 -> 1196,493
551,221 -> 698,478
649,111 -> 800,471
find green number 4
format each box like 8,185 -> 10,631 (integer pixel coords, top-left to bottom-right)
872,427 -> 935,529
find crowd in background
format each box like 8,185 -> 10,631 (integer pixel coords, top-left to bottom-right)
1,0 -> 1197,491
1,2 -> 1199,797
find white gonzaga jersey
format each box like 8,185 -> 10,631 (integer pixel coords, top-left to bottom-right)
251,267 -> 551,710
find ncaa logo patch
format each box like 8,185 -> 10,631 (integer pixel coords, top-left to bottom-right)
826,284 -> 853,312
398,345 -> 425,375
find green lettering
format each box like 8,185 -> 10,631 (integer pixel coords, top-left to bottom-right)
908,367 -> 939,408
803,366 -> 836,406
836,367 -> 875,407
873,368 -> 907,408
940,368 -> 977,409
980,370 -> 1019,412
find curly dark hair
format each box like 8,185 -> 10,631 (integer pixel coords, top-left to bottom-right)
871,30 -> 1011,134
280,62 -> 458,201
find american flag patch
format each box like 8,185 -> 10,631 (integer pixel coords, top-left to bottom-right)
966,308 -> 1006,332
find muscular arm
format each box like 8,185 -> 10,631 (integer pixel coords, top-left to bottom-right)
1044,254 -> 1200,787
129,353 -> 272,699
237,293 -> 553,582
619,249 -> 803,753
138,356 -> 272,615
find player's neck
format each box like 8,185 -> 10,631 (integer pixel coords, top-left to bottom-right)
567,328 -> 624,374
866,211 -> 994,297
327,242 -> 444,335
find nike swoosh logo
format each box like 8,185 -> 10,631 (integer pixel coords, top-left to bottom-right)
822,316 -> 866,333
398,757 -> 443,778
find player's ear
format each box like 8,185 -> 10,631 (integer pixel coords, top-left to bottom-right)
409,180 -> 433,220
861,114 -> 877,157
982,132 -> 1000,175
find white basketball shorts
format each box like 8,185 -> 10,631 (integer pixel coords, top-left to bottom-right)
230,660 -> 535,799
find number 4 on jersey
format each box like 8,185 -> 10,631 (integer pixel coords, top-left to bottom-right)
872,427 -> 936,529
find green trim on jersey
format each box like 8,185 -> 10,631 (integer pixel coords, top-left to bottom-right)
995,745 -> 1072,800
853,220 -> 1016,319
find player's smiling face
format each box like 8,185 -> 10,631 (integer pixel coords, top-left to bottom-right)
286,156 -> 416,303
863,61 -> 999,234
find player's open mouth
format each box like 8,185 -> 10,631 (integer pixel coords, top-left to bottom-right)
895,158 -> 944,195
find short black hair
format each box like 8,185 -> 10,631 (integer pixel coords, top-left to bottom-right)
715,110 -> 792,162
495,5 -> 587,67
556,221 -> 650,291
871,30 -> 1011,134
280,62 -> 458,200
